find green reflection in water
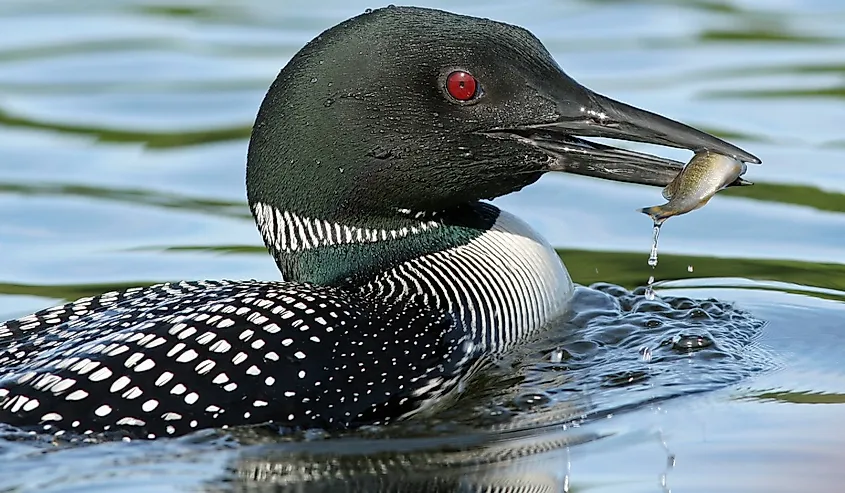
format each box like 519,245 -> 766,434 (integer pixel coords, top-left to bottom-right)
741,390 -> 845,404
700,62 -> 845,78
703,86 -> 845,100
699,28 -> 838,45
0,40 -> 178,63
0,281 -> 148,305
0,80 -> 265,94
0,181 -> 250,219
560,248 -> 845,293
691,125 -> 772,144
576,0 -> 742,14
5,248 -> 843,305
136,4 -> 216,18
0,108 -> 251,148
721,181 -> 845,214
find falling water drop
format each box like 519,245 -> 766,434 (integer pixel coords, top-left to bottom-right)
647,223 -> 661,267
645,276 -> 656,300
644,222 -> 662,300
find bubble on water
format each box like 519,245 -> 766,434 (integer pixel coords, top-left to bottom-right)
602,370 -> 650,388
670,334 -> 715,352
512,392 -> 552,410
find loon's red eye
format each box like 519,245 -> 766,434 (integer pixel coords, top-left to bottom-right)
445,71 -> 478,101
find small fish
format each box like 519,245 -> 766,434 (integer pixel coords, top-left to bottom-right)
639,151 -> 748,224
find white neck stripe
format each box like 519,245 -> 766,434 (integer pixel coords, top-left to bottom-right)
252,203 -> 441,253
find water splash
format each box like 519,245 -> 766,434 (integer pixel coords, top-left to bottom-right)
645,222 -> 662,300
658,430 -> 675,493
645,275 -> 656,301
639,346 -> 653,363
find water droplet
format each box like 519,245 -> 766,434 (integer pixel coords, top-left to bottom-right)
369,147 -> 392,160
550,348 -> 564,363
639,346 -> 653,362
602,370 -> 649,388
687,265 -> 694,272
513,392 -> 551,410
645,275 -> 656,300
644,222 -> 662,300
647,223 -> 661,267
671,334 -> 714,352
687,308 -> 711,320
310,77 -> 318,83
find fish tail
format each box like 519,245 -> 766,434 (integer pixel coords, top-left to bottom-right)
638,205 -> 671,222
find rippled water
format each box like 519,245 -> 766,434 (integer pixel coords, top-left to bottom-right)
1,0 -> 844,491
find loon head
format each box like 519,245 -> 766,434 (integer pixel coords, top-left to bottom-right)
246,6 -> 759,282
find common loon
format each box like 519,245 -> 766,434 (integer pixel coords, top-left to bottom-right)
0,6 -> 759,439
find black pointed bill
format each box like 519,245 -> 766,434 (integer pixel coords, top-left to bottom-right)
484,87 -> 760,188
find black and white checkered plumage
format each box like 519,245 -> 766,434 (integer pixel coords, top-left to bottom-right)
0,281 -> 479,438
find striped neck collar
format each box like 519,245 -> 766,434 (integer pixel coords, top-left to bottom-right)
249,202 -> 499,287
252,203 -> 442,253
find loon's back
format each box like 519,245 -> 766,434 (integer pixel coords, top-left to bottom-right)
0,281 -> 467,436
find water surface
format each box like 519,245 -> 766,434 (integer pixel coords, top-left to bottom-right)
1,0 -> 844,491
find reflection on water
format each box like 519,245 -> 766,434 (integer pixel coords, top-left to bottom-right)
1,0 -> 845,491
